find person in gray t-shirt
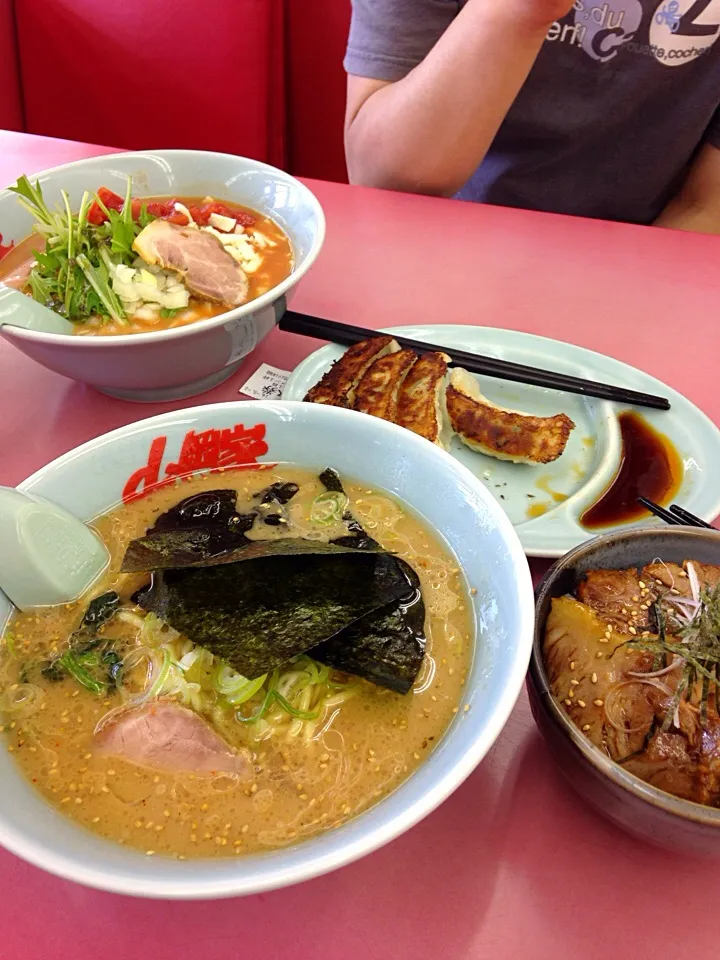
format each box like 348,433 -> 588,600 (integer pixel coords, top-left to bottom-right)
344,0 -> 720,230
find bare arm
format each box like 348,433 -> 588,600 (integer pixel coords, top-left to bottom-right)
655,144 -> 720,235
345,0 -> 574,197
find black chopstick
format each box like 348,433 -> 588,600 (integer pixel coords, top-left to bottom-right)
669,504 -> 714,529
638,497 -> 685,525
638,497 -> 714,529
280,311 -> 671,411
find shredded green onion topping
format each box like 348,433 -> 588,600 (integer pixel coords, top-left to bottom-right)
310,491 -> 348,525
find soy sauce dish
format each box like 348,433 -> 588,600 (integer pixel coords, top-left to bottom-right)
529,526 -> 720,856
0,401 -> 533,898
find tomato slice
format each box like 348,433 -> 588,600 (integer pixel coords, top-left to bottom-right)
84,189 -> 255,229
86,204 -> 106,225
189,201 -> 255,228
87,186 -> 125,225
98,187 -> 124,210
0,233 -> 14,260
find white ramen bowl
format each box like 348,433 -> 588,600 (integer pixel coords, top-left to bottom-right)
0,150 -> 325,401
0,401 -> 534,899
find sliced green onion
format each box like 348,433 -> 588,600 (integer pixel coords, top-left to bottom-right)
146,647 -> 172,699
213,663 -> 267,706
310,491 -> 347,525
0,682 -> 44,717
293,655 -> 331,686
271,691 -> 319,720
236,689 -> 274,724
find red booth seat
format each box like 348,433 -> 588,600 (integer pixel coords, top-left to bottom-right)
3,0 -> 351,183
0,0 -> 23,132
13,0 -> 286,167
287,0 -> 350,183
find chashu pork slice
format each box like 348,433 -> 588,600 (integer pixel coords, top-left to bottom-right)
353,349 -> 418,421
133,219 -> 249,307
395,351 -> 452,449
445,367 -> 575,465
305,336 -> 399,408
95,701 -> 252,778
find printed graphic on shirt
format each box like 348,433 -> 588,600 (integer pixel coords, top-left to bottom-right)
545,0 -> 720,65
574,0 -> 643,61
649,0 -> 720,65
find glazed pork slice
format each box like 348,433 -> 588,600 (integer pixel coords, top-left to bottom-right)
642,561 -> 689,595
305,336 -> 399,407
133,219 -> 249,306
544,596 -> 658,761
353,349 -> 418,421
576,567 -> 651,632
445,368 -> 575,464
395,351 -> 452,448
687,561 -> 720,592
643,560 -> 720,594
622,730 -> 697,802
95,701 -> 252,778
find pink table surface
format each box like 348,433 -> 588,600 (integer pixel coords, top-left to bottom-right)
1,131 -> 720,960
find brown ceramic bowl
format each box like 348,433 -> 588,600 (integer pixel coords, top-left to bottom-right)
528,525 -> 720,856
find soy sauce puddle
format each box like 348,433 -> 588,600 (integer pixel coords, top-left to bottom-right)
580,411 -> 683,530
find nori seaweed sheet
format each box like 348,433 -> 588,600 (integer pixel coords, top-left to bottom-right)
312,559 -> 425,694
256,482 -> 299,505
81,591 -> 120,629
71,590 -> 121,652
122,485 -> 304,571
134,552 -> 410,678
150,490 -> 242,533
123,533 -> 382,574
127,490 -> 255,568
126,472 -> 428,693
122,527 -> 246,572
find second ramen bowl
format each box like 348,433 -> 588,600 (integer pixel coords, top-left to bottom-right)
0,150 -> 325,401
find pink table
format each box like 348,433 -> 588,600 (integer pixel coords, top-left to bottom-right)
1,131 -> 720,959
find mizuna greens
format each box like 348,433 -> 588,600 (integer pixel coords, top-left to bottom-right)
9,175 -> 153,324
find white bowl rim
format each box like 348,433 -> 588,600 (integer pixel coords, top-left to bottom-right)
0,149 -> 326,348
2,401 -> 535,898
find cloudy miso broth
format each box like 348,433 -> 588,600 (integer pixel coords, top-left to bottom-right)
0,467 -> 472,859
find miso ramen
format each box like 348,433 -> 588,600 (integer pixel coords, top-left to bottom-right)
0,467 -> 472,858
0,176 -> 293,335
